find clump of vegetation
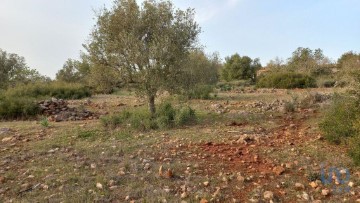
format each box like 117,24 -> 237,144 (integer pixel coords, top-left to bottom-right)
175,106 -> 196,125
284,101 -> 296,113
77,129 -> 100,139
319,95 -> 358,144
186,85 -> 214,99
256,72 -> 317,89
6,82 -> 91,100
101,102 -> 197,131
0,97 -> 40,120
39,117 -> 50,127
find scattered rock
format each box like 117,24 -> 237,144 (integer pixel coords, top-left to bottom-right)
295,183 -> 305,190
302,192 -> 309,200
263,191 -> 274,199
273,166 -> 285,175
96,182 -> 103,189
1,137 -> 13,142
200,199 -> 208,203
203,181 -> 210,187
181,192 -> 188,199
309,181 -> 318,188
321,189 -> 330,196
39,98 -> 97,122
144,163 -> 151,170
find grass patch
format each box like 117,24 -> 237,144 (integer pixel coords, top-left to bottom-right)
101,102 -> 197,131
256,71 -> 317,89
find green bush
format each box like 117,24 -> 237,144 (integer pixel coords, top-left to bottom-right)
0,97 -> 40,120
256,72 -> 317,89
319,95 -> 358,144
6,82 -> 91,100
349,135 -> 360,166
186,85 -> 214,99
322,80 -> 336,88
284,101 -> 296,113
175,106 -> 196,125
101,103 -> 197,131
100,111 -> 131,129
155,102 -> 176,129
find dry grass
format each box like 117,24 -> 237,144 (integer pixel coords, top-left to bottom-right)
1,88 -> 359,202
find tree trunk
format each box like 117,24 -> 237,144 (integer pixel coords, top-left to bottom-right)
149,95 -> 156,118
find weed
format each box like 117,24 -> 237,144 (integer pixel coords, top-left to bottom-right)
40,117 -> 49,127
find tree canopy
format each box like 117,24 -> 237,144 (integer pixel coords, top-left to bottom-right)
86,0 -> 201,115
221,53 -> 261,82
0,49 -> 48,89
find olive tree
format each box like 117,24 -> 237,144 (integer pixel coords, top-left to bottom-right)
0,48 -> 48,89
221,53 -> 261,82
86,0 -> 200,116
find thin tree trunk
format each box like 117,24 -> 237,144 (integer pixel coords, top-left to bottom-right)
149,95 -> 156,118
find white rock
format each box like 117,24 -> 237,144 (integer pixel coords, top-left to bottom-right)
96,182 -> 103,189
263,191 -> 274,199
321,189 -> 330,196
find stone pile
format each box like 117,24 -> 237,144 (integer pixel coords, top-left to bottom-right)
38,98 -> 98,122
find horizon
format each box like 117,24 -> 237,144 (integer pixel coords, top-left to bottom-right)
0,0 -> 359,78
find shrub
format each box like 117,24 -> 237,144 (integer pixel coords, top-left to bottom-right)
284,101 -> 296,113
322,80 -> 336,88
319,95 -> 358,144
155,102 -> 176,129
0,97 -> 40,120
101,103 -> 197,131
256,72 -> 317,89
40,117 -> 49,127
175,106 -> 196,125
186,85 -> 214,99
6,82 -> 91,100
100,111 -> 131,129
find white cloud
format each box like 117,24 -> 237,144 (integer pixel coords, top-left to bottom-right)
194,0 -> 242,23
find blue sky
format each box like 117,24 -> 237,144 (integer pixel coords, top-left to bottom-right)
0,0 -> 359,78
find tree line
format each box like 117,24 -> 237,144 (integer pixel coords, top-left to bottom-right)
1,0 -> 360,115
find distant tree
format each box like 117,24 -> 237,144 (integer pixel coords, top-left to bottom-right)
336,51 -> 360,86
56,53 -> 90,83
86,0 -> 200,116
221,53 -> 261,82
182,50 -> 220,87
287,47 -> 333,74
0,48 -> 48,89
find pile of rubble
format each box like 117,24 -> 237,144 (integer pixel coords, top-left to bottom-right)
245,99 -> 285,112
38,98 -> 98,122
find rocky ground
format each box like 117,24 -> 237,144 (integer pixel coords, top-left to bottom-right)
0,88 -> 359,202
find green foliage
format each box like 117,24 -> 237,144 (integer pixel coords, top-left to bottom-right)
155,102 -> 176,128
175,106 -> 196,125
6,82 -> 91,100
78,130 -> 99,139
0,48 -> 49,90
186,85 -> 214,99
56,56 -> 90,83
221,53 -> 261,82
40,117 -> 50,128
101,102 -> 197,131
319,95 -> 358,144
0,97 -> 40,120
179,50 -> 221,96
86,0 -> 201,115
256,71 -> 317,89
284,101 -> 296,113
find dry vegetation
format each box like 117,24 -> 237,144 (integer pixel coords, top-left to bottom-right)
1,87 -> 359,203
